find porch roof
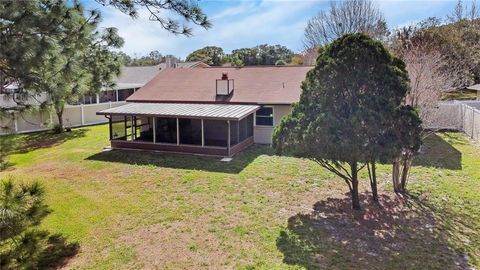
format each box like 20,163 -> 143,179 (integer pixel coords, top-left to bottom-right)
97,102 -> 260,121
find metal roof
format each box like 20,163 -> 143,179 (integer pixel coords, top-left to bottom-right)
467,84 -> 480,91
97,102 -> 260,120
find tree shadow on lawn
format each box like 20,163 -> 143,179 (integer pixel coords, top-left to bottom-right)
86,144 -> 273,174
1,128 -> 87,171
412,133 -> 462,170
277,193 -> 474,270
1,230 -> 79,270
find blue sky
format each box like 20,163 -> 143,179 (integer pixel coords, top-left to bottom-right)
88,0 -> 460,58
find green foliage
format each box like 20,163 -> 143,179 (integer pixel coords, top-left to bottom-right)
275,60 -> 286,66
0,1 -> 124,129
95,0 -> 211,36
274,33 -> 410,161
273,33 -> 418,208
0,179 -> 78,269
230,44 -> 294,66
0,179 -> 48,241
117,51 -> 180,66
186,46 -> 224,66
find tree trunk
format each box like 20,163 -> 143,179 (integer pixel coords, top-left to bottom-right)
392,158 -> 402,193
55,110 -> 64,133
350,162 -> 361,210
400,152 -> 412,191
369,161 -> 378,202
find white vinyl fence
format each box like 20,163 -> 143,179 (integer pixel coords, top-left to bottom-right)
0,101 -> 126,135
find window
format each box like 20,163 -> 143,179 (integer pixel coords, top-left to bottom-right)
99,90 -> 117,103
117,88 -> 135,101
255,107 -> 273,126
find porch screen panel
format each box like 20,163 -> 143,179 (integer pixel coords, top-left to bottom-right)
155,118 -> 177,144
239,114 -> 254,142
111,115 -> 126,140
204,120 -> 228,147
133,116 -> 153,142
179,118 -> 202,145
230,121 -> 239,146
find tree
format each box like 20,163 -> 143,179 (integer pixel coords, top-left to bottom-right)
229,44 -> 294,66
303,0 -> 388,49
94,0 -> 211,36
0,179 -> 48,267
0,1 -> 123,132
273,34 -> 411,209
290,54 -> 304,65
30,4 -> 123,131
186,46 -> 224,66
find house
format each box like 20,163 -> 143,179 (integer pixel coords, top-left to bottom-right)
97,66 -> 311,156
0,60 -> 209,134
467,84 -> 480,100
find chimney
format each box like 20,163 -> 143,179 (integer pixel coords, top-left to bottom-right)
165,56 -> 176,69
216,72 -> 234,96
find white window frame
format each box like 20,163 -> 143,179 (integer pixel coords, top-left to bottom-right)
254,106 -> 274,127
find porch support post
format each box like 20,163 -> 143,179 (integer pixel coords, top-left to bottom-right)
131,116 -> 135,141
152,116 -> 156,144
115,90 -> 119,102
227,120 -> 231,156
108,116 -> 112,140
176,118 -> 180,145
201,119 -> 205,147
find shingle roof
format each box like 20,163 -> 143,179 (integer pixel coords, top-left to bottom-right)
97,102 -> 259,120
112,65 -> 162,90
127,66 -> 312,105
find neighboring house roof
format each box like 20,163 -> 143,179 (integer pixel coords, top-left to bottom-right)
127,66 -> 312,105
467,84 -> 480,91
112,65 -> 162,90
157,61 -> 210,69
97,102 -> 259,121
111,62 -> 209,91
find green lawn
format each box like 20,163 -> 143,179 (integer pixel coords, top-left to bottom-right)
1,124 -> 479,269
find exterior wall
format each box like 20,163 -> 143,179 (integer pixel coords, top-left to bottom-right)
477,91 -> 480,100
253,104 -> 292,144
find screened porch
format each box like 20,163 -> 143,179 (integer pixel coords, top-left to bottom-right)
97,103 -> 259,156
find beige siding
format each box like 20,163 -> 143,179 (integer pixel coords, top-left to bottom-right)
253,105 -> 292,144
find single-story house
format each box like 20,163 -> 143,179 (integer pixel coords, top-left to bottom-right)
466,84 -> 480,100
97,66 -> 311,156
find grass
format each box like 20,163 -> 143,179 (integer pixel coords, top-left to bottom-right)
0,124 -> 479,269
442,89 -> 478,101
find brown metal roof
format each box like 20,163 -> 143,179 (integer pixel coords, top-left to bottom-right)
97,102 -> 260,120
127,66 -> 312,104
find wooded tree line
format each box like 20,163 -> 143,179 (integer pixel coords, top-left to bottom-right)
185,44 -> 296,66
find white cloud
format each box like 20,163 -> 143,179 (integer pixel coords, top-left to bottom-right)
97,0 -> 458,58
98,0 -> 318,58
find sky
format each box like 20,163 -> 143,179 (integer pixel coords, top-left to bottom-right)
85,0 -> 461,58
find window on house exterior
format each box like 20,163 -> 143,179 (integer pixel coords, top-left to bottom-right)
255,107 -> 273,126
99,90 -> 116,103
117,88 -> 135,101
